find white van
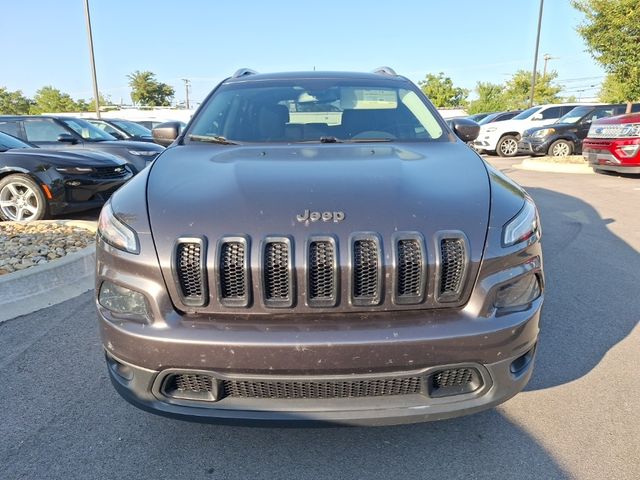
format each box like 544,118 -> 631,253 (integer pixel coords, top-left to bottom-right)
473,104 -> 589,157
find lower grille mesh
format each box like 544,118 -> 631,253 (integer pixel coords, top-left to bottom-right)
174,373 -> 214,393
439,238 -> 466,299
433,368 -> 474,388
222,377 -> 422,399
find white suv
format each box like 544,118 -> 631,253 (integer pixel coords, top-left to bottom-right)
473,104 -> 586,157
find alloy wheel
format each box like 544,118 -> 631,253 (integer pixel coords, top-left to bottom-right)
0,182 -> 40,221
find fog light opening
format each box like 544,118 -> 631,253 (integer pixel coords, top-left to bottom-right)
99,280 -> 149,318
107,355 -> 134,381
510,345 -> 536,376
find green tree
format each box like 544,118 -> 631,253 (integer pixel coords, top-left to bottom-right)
418,72 -> 468,108
466,82 -> 509,114
127,71 -> 175,106
0,87 -> 32,114
30,86 -> 84,114
572,0 -> 640,112
598,74 -> 627,103
502,70 -> 562,109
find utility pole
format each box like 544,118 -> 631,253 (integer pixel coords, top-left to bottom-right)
182,78 -> 191,109
528,0 -> 545,108
543,54 -> 558,77
83,0 -> 101,118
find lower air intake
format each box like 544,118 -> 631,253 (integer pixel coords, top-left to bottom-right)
163,373 -> 217,401
429,367 -> 482,398
222,376 -> 423,399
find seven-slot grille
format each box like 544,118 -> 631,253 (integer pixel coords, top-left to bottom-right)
175,240 -> 207,306
352,236 -> 382,305
438,237 -> 468,301
308,239 -> 337,307
263,239 -> 293,307
172,232 -> 469,309
219,239 -> 250,306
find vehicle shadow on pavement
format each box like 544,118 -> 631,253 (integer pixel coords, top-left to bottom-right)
522,187 -> 639,391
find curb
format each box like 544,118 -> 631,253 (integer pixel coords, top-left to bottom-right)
0,220 -> 97,323
514,158 -> 594,174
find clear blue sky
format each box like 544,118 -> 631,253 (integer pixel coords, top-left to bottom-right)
0,0 -> 604,105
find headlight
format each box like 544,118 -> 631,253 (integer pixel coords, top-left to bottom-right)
99,280 -> 149,317
55,166 -> 95,174
97,203 -> 139,254
128,150 -> 158,156
494,273 -> 541,309
532,128 -> 555,138
502,198 -> 540,247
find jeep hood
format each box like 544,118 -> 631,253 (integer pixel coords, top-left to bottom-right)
147,142 -> 491,312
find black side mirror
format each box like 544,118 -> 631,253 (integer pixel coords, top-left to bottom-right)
57,133 -> 77,144
110,131 -> 126,140
450,118 -> 480,142
152,121 -> 182,146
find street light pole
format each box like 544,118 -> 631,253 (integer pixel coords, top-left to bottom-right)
528,0 -> 545,108
83,0 -> 100,118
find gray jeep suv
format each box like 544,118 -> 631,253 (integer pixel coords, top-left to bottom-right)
95,68 -> 544,426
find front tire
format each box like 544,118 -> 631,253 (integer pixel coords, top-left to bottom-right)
497,135 -> 519,157
548,139 -> 573,157
0,174 -> 49,222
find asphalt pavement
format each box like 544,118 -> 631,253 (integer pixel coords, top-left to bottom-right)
1,156 -> 638,479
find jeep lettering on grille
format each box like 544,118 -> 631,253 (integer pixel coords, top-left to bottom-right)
296,209 -> 345,223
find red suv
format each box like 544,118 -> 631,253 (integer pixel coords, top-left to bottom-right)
583,113 -> 640,173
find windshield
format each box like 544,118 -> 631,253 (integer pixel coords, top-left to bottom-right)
512,106 -> 542,120
0,131 -> 32,150
557,106 -> 592,124
188,79 -> 445,143
111,120 -> 152,137
477,112 -> 500,125
61,118 -> 116,141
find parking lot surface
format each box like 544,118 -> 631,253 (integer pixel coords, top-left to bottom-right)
1,158 -> 638,479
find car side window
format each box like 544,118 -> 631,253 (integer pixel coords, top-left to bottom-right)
590,108 -> 616,121
540,107 -> 563,120
0,121 -> 21,138
23,119 -> 69,142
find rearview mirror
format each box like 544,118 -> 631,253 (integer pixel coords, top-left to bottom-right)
152,122 -> 182,146
450,118 -> 480,143
57,133 -> 77,144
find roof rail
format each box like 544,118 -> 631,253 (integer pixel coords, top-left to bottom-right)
232,68 -> 258,78
372,66 -> 397,76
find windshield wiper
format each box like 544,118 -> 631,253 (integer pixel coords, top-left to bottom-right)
319,136 -> 342,143
188,134 -> 238,145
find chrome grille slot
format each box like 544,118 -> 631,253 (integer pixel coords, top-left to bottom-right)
438,234 -> 468,302
174,238 -> 207,307
263,238 -> 293,308
308,237 -> 338,307
218,237 -> 250,307
395,234 -> 426,304
351,234 -> 382,306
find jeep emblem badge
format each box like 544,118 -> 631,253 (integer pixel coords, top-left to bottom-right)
296,209 -> 345,223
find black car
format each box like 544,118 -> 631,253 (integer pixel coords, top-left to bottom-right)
0,116 -> 164,173
477,110 -> 522,125
519,103 -> 640,156
86,118 -> 155,143
0,131 -> 132,221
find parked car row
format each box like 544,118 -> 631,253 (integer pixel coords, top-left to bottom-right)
0,115 -> 170,221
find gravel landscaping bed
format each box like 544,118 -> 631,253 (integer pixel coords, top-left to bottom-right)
0,222 -> 95,275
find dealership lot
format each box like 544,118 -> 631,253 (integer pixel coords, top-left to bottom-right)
1,160 -> 638,480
